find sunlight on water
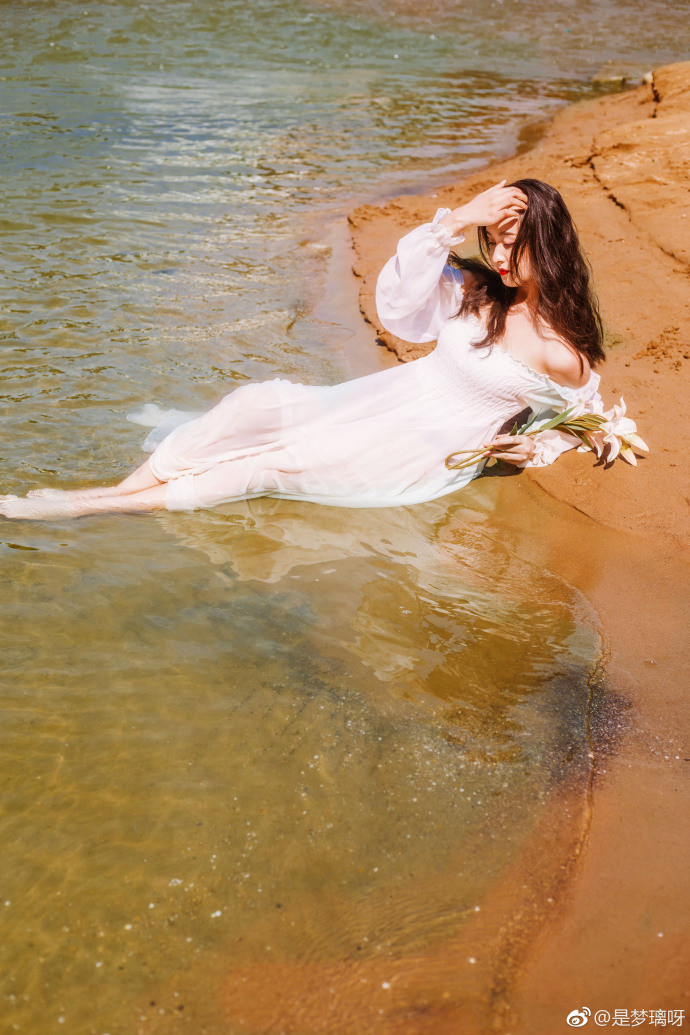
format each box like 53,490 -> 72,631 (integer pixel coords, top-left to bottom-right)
1,0 -> 688,1030
1,485 -> 598,1032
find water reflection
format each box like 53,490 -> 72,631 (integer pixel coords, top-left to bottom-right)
7,0 -> 686,1026
164,490 -> 594,746
0,484 -> 597,1032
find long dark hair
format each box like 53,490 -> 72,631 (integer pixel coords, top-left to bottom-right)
455,179 -> 605,369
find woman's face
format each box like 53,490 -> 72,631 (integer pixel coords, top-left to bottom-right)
485,216 -> 531,287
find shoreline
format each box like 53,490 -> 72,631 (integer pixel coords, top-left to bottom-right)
348,61 -> 690,557
346,62 -> 690,1031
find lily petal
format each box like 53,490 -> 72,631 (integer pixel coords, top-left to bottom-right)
607,436 -> 621,462
626,433 -> 649,452
618,443 -> 637,466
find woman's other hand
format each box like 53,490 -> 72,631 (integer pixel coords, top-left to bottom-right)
484,433 -> 536,466
441,180 -> 528,237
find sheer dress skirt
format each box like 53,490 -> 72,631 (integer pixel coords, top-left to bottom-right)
145,365 -> 493,511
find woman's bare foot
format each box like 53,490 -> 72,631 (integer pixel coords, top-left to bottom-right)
0,496 -> 86,520
24,461 -> 163,504
0,482 -> 169,520
26,486 -> 114,501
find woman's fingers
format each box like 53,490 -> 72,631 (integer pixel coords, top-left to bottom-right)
491,452 -> 524,464
502,186 -> 528,203
454,182 -> 528,231
484,434 -> 535,465
490,181 -> 525,199
498,209 -> 523,224
503,193 -> 528,212
490,187 -> 528,225
488,450 -> 529,465
487,434 -> 528,449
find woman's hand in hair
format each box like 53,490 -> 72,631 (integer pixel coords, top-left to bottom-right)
441,181 -> 528,237
484,433 -> 536,466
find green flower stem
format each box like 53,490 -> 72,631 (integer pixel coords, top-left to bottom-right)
445,409 -> 609,471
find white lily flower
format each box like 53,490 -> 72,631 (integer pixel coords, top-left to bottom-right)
596,397 -> 649,462
624,431 -> 649,452
618,442 -> 638,466
446,397 -> 647,472
583,425 -> 608,458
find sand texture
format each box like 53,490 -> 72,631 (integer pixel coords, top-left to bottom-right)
349,62 -> 690,555
348,62 -> 690,1033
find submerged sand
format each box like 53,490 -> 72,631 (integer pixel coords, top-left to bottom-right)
133,66 -> 689,1035
346,62 -> 690,1032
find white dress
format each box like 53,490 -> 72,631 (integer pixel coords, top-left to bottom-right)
147,209 -> 603,511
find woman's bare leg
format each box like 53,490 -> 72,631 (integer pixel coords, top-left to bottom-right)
0,481 -> 169,520
26,459 -> 164,501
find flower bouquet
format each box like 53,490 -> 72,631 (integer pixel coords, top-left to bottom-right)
445,397 -> 648,471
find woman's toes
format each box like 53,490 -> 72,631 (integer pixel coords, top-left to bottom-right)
0,497 -> 81,520
27,487 -> 110,501
26,488 -> 64,499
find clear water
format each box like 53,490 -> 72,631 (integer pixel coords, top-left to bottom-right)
1,1 -> 687,1031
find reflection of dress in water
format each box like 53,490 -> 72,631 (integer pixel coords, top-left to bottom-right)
145,209 -> 603,511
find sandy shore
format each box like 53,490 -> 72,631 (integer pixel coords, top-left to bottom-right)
131,69 -> 689,1034
346,62 -> 690,1032
349,61 -> 690,556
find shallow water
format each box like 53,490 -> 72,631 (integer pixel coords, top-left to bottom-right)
2,488 -> 599,1032
1,1 -> 689,1031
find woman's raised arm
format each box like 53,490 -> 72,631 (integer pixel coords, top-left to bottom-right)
375,209 -> 466,344
439,179 -> 528,239
375,182 -> 528,344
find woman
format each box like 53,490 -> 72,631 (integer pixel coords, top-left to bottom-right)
0,178 -> 605,520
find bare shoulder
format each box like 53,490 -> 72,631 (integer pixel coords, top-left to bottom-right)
542,338 -> 591,389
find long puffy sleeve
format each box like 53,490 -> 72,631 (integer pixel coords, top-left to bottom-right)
520,370 -> 604,468
375,208 -> 466,344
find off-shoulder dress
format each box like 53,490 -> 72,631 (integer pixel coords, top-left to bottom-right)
146,209 -> 603,511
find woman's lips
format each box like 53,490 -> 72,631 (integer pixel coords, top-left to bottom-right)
499,268 -> 509,277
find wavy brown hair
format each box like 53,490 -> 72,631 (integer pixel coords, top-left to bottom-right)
455,178 -> 605,370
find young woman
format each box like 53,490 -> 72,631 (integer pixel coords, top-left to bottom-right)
0,178 -> 605,520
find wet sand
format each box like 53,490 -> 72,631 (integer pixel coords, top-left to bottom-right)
137,485 -> 688,1035
349,61 -> 690,556
346,62 -> 690,1032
